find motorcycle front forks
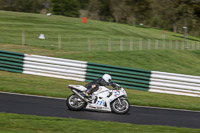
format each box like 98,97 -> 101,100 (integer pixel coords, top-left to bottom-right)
118,98 -> 122,105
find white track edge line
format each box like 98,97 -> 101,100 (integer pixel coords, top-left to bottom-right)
131,105 -> 200,113
0,91 -> 200,113
0,91 -> 66,100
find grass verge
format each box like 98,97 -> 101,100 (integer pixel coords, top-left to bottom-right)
0,112 -> 200,133
1,71 -> 200,111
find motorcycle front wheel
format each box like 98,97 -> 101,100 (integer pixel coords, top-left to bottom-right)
66,94 -> 86,111
111,98 -> 130,114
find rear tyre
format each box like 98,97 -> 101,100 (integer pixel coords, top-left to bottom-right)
66,94 -> 86,111
111,98 -> 130,114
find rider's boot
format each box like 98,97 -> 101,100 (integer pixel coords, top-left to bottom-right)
82,91 -> 92,103
82,91 -> 89,97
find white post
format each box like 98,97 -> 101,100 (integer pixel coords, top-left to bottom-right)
198,42 -> 200,50
108,38 -> 111,51
192,41 -> 195,50
22,31 -> 25,46
148,39 -> 151,50
187,40 -> 189,50
130,39 -> 133,51
155,40 -> 158,50
139,38 -> 142,50
169,40 -> 172,49
58,34 -> 61,50
120,39 -> 123,51
162,39 -> 165,49
176,40 -> 179,50
195,42 -> 197,50
182,40 -> 184,50
88,37 -> 91,51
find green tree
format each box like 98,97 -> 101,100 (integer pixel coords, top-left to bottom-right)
149,0 -> 200,36
125,0 -> 151,25
52,0 -> 80,17
78,0 -> 89,9
0,0 -> 49,13
87,0 -> 101,20
110,0 -> 129,23
98,0 -> 113,21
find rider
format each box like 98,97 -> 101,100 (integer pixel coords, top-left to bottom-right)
83,74 -> 118,97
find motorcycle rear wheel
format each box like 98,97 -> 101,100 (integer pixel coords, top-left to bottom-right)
66,94 -> 86,111
111,98 -> 130,114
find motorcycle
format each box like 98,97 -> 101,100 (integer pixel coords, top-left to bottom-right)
66,84 -> 130,114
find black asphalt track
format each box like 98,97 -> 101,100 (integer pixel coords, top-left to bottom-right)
0,92 -> 200,129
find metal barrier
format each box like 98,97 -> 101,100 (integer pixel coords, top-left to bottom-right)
0,50 -> 24,73
0,50 -> 200,97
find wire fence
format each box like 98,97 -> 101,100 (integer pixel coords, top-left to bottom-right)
0,31 -> 200,52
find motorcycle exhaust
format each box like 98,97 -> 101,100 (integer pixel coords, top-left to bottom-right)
71,89 -> 88,102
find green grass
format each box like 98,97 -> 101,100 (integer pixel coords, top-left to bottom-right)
1,10 -> 200,132
0,10 -> 200,51
1,70 -> 200,111
1,44 -> 200,76
1,44 -> 200,110
0,113 -> 200,133
1,11 -> 200,111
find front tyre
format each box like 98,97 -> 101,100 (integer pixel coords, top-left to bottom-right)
111,98 -> 130,114
66,94 -> 86,111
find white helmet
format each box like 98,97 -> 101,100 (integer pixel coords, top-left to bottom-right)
102,74 -> 112,83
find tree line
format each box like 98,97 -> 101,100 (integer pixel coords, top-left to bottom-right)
1,0 -> 200,37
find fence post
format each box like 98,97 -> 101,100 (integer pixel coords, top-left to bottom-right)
187,40 -> 189,50
22,31 -> 25,46
139,38 -> 142,50
130,39 -> 133,51
108,38 -> 111,51
88,37 -> 91,51
176,40 -> 179,50
155,40 -> 158,50
58,34 -> 61,50
148,39 -> 151,50
169,40 -> 172,49
182,40 -> 185,50
120,38 -> 123,51
192,41 -> 195,50
162,39 -> 165,49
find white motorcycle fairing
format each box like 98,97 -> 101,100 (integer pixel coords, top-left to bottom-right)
67,85 -> 129,113
86,86 -> 112,111
68,85 -> 87,92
